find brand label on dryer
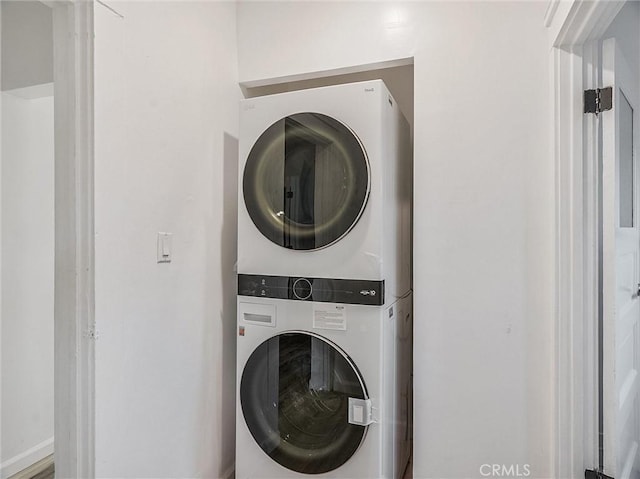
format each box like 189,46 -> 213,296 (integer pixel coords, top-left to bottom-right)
313,304 -> 347,331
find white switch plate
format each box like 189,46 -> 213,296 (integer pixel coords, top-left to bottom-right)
157,232 -> 172,263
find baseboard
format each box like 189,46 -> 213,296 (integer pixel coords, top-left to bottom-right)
0,438 -> 54,479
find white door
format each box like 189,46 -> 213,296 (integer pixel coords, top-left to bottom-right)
602,36 -> 640,479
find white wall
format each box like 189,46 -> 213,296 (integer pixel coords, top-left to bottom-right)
0,3 -> 55,476
93,2 -> 240,477
0,1 -> 53,91
237,2 -> 553,478
0,91 -> 55,478
604,1 -> 640,82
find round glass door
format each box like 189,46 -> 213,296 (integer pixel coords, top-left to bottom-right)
243,113 -> 370,250
240,332 -> 368,474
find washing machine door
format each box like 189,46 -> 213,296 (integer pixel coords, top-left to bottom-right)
240,332 -> 369,474
243,112 -> 370,250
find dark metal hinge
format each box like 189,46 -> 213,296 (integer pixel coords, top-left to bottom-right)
585,468 -> 614,479
584,87 -> 613,115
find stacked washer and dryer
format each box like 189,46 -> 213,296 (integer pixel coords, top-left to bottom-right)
235,80 -> 413,479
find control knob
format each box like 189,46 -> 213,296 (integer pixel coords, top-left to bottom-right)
293,278 -> 313,300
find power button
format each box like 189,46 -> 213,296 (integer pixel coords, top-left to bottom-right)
292,278 -> 313,300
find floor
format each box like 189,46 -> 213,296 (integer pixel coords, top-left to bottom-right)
7,455 -> 53,479
29,464 -> 54,479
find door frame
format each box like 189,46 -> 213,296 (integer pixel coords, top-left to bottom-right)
46,0 -> 96,477
549,0 -> 625,477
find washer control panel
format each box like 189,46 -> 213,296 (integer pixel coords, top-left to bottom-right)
238,274 -> 385,306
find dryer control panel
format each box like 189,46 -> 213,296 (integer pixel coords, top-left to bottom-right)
238,274 -> 384,306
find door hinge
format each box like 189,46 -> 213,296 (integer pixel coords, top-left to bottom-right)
584,87 -> 613,115
585,469 -> 614,479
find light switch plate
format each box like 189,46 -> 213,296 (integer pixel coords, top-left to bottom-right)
157,232 -> 172,263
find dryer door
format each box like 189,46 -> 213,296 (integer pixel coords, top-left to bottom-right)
240,332 -> 369,474
243,113 -> 370,250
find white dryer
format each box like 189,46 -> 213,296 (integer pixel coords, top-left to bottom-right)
238,80 -> 412,303
235,292 -> 413,479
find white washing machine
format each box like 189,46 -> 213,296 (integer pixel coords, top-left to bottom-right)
235,292 -> 413,479
238,80 -> 412,303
